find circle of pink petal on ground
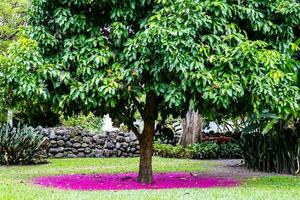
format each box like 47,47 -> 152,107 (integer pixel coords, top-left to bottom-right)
33,172 -> 241,191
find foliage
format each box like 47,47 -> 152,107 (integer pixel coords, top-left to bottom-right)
0,124 -> 49,165
240,117 -> 300,174
189,142 -> 220,159
219,142 -> 242,159
154,142 -> 192,158
59,112 -> 103,133
0,36 -> 58,126
0,0 -> 28,51
23,0 -> 300,181
25,0 -> 300,126
154,141 -> 241,159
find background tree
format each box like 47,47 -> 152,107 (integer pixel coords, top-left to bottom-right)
178,109 -> 203,147
0,0 -> 28,51
0,0 -> 29,126
25,0 -> 300,183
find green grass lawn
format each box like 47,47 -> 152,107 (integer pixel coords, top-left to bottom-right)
0,157 -> 299,200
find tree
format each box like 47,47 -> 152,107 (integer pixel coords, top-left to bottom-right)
25,0 -> 299,183
0,37 -> 50,126
178,109 -> 203,147
0,0 -> 29,126
0,0 -> 28,51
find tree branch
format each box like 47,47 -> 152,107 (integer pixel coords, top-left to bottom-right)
132,96 -> 145,118
127,121 -> 141,140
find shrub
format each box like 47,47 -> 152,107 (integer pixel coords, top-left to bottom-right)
59,112 -> 103,133
189,142 -> 219,159
0,124 -> 49,165
240,127 -> 299,174
219,143 -> 242,159
154,141 -> 242,159
154,142 -> 192,159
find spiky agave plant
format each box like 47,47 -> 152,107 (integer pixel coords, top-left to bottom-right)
0,124 -> 49,165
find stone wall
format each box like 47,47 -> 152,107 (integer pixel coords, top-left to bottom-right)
36,127 -> 140,158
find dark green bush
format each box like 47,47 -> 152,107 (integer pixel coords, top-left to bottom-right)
240,117 -> 300,174
219,143 -> 242,159
240,128 -> 300,174
154,141 -> 241,159
0,124 -> 49,165
189,142 -> 219,159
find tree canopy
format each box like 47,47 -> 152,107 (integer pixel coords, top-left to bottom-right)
1,0 -> 299,182
0,0 -> 28,51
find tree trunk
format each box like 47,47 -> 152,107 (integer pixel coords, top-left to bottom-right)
178,109 -> 203,147
137,91 -> 157,183
137,119 -> 155,183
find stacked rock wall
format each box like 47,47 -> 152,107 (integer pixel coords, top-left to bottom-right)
36,127 -> 140,158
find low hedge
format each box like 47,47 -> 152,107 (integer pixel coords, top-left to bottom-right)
154,141 -> 241,159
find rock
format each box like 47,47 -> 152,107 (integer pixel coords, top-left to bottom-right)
72,136 -> 82,142
57,136 -> 63,140
117,150 -> 122,156
72,149 -> 78,153
92,135 -> 100,141
106,142 -> 115,149
122,142 -> 129,148
57,140 -> 65,146
84,147 -> 91,154
54,153 -> 64,158
65,141 -> 73,147
104,149 -> 112,157
49,132 -> 57,140
50,142 -> 58,148
95,149 -> 104,156
116,136 -> 124,142
49,148 -> 60,154
131,148 -> 136,153
116,142 -> 121,149
112,149 -> 118,155
82,143 -> 88,148
129,132 -> 137,141
66,154 -> 77,158
78,148 -> 84,152
73,143 -> 81,148
77,152 -> 85,157
96,139 -> 104,145
125,137 -> 131,143
63,134 -> 70,141
57,147 -> 64,152
96,154 -> 103,158
83,137 -> 91,143
56,130 -> 65,135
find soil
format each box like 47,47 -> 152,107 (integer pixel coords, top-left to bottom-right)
200,159 -> 290,180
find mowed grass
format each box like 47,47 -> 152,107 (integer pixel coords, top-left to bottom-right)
0,157 -> 299,200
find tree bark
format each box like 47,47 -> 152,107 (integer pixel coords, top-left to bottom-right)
178,109 -> 203,147
137,91 -> 157,183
